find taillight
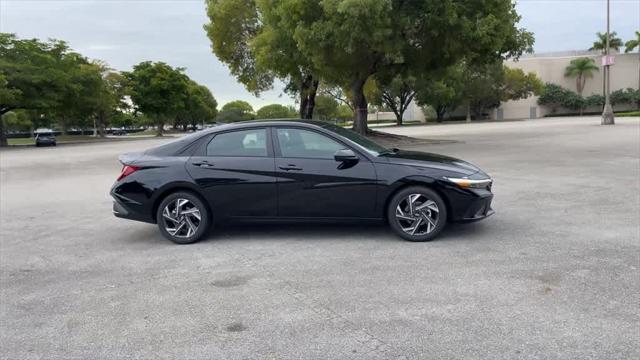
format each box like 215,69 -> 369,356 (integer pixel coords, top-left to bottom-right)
117,165 -> 141,181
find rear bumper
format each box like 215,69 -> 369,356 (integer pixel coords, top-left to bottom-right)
111,190 -> 155,224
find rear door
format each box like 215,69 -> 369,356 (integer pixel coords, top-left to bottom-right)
273,127 -> 378,219
187,127 -> 277,218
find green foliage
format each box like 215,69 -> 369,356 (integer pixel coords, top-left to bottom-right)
564,57 -> 599,95
414,65 -> 465,122
589,31 -> 624,54
235,0 -> 533,133
176,81 -> 218,129
373,75 -> 416,125
536,83 -> 615,114
124,61 -> 190,135
611,88 -> 640,107
217,100 -> 255,122
336,104 -> 353,120
0,33 -> 69,115
204,0 -> 319,118
256,104 -> 296,119
624,31 -> 640,53
538,83 -> 575,112
585,94 -> 604,107
313,95 -> 339,121
502,67 -> 544,101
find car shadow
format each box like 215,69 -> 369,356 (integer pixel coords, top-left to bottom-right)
205,222 -> 395,243
122,220 -> 493,246
197,220 -> 492,244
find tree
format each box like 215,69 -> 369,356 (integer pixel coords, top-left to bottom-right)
336,104 -> 352,121
0,33 -> 72,145
204,0 -> 319,119
590,31 -> 623,54
414,65 -> 465,122
624,31 -> 640,94
375,76 -> 416,125
177,81 -> 218,130
124,61 -> 189,136
91,65 -> 129,137
256,104 -> 296,119
281,0 -> 533,134
313,95 -> 339,121
217,100 -> 255,122
564,58 -> 599,95
625,31 -> 640,53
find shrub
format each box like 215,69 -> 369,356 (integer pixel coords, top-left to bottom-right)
585,94 -> 604,107
538,83 -> 588,113
611,88 -> 640,108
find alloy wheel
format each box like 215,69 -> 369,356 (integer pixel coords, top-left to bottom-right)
161,198 -> 201,238
395,193 -> 439,236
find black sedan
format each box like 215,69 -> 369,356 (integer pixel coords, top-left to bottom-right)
111,120 -> 493,244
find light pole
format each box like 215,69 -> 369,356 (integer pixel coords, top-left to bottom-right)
601,0 -> 615,125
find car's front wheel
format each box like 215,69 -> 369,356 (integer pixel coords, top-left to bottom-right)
156,191 -> 210,244
387,186 -> 447,242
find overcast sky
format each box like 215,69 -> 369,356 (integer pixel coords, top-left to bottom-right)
1,0 -> 638,109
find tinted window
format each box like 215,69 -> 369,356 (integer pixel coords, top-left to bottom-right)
320,123 -> 388,155
207,129 -> 267,157
277,128 -> 345,159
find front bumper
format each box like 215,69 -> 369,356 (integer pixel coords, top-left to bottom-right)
456,194 -> 494,222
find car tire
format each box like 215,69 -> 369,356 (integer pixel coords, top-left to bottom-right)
387,186 -> 448,242
156,191 -> 211,244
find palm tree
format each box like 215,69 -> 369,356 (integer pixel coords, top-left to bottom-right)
564,57 -> 599,95
625,31 -> 640,96
590,31 -> 623,54
624,31 -> 640,53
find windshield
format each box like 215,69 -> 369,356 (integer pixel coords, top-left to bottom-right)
321,123 -> 388,155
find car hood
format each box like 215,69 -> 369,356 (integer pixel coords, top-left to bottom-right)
380,150 -> 484,177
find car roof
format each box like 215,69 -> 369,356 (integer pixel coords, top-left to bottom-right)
204,119 -> 328,134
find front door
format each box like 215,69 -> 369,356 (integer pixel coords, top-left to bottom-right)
273,127 -> 378,219
187,127 -> 277,218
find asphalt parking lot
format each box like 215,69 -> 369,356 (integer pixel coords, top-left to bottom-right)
1,116 -> 639,359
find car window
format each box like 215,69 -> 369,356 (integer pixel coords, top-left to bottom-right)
277,128 -> 345,159
206,129 -> 268,157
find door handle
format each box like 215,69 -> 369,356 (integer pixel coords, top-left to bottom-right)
192,160 -> 215,168
279,165 -> 302,171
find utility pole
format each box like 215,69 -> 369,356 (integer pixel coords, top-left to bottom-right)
601,0 -> 615,125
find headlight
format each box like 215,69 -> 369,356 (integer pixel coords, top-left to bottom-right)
445,177 -> 492,189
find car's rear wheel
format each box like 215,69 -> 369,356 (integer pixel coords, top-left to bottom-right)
156,191 -> 210,244
387,186 -> 447,242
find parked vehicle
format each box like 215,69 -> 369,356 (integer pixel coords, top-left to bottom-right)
111,120 -> 494,244
35,130 -> 56,147
112,129 -> 127,136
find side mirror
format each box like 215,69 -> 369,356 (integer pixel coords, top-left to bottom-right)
334,149 -> 359,162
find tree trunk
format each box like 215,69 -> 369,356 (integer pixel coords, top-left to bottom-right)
577,75 -> 583,96
351,78 -> 368,135
436,106 -> 446,123
0,116 -> 7,147
156,116 -> 164,136
61,115 -> 69,135
97,111 -> 107,137
298,75 -> 318,119
395,114 -> 403,126
466,104 -> 471,122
